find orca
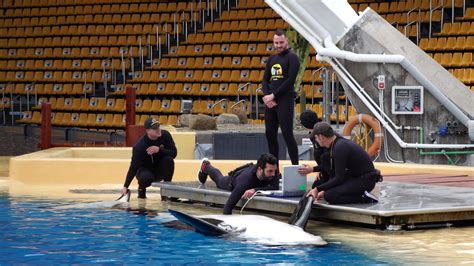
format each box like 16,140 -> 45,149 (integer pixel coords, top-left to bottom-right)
168,208 -> 327,246
55,190 -> 131,209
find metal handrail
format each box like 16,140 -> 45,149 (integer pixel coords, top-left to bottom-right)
83,69 -> 95,97
255,86 -> 262,119
237,82 -> 252,102
231,99 -> 246,111
405,8 -> 420,44
311,66 -> 327,105
211,98 -> 229,117
429,0 -> 444,38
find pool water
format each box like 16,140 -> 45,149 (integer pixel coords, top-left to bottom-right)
0,193 -> 389,265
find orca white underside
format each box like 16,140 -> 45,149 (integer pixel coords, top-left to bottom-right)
168,209 -> 327,246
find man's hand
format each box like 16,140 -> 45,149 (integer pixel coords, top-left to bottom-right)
122,187 -> 129,195
316,191 -> 325,200
307,188 -> 318,199
262,93 -> 275,104
265,100 -> 277,109
242,188 -> 257,199
146,145 -> 160,155
298,164 -> 313,175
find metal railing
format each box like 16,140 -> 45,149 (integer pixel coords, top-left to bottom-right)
405,8 -> 420,44
429,0 -> 444,38
211,98 -> 229,117
237,82 -> 252,102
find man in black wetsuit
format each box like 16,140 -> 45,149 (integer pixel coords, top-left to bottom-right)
307,122 -> 382,204
121,117 -> 177,199
197,153 -> 279,214
262,29 -> 300,165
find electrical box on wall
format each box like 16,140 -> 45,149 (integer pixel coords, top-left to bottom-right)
391,86 -> 424,114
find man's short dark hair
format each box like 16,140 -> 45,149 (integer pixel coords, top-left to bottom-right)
274,29 -> 286,37
256,153 -> 277,169
311,122 -> 335,138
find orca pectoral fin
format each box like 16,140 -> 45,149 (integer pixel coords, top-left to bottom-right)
116,190 -> 131,203
289,193 -> 314,230
168,209 -> 229,236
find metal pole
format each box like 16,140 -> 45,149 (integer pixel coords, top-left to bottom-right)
10,90 -> 13,125
121,51 -> 126,85
2,91 -> 5,125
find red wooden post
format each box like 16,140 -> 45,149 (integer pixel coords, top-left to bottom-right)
125,86 -> 136,146
125,85 -> 136,127
126,125 -> 145,147
40,102 -> 52,149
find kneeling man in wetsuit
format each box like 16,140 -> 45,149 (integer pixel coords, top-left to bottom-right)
122,117 -> 177,199
307,122 -> 382,204
197,153 -> 279,214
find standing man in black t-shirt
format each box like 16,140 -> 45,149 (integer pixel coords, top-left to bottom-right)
262,29 -> 300,165
121,117 -> 177,199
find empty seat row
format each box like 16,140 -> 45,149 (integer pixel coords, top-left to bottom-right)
352,0 -> 460,14
1,47 -> 140,59
34,96 -> 125,112
132,69 -> 264,84
0,58 -> 123,71
219,8 -> 278,21
431,52 -> 474,67
0,71 -> 106,83
202,19 -> 287,33
0,12 -> 181,28
0,83 -> 92,95
0,24 -> 166,38
2,2 -> 202,18
151,56 -> 267,70
166,43 -> 274,57
186,31 -> 273,44
420,36 -> 474,51
128,82 -> 256,97
435,21 -> 474,36
2,35 -> 144,49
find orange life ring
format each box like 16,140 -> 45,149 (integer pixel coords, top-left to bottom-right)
342,114 -> 383,157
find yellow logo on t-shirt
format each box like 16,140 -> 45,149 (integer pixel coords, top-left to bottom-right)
271,64 -> 284,79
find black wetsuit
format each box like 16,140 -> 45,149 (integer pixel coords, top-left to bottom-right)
315,136 -> 380,204
310,136 -> 331,188
262,48 -> 300,165
123,130 -> 177,189
205,164 -> 279,214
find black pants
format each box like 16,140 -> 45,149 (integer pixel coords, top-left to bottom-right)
264,95 -> 299,165
321,175 -> 377,204
206,164 -> 232,191
136,156 -> 174,189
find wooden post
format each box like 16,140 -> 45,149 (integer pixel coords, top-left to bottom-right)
40,102 -> 52,149
125,85 -> 136,127
125,86 -> 137,147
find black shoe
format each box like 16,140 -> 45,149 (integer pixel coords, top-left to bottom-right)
197,158 -> 210,184
361,190 -> 378,203
138,188 -> 147,199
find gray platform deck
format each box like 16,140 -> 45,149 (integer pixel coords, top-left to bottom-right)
153,181 -> 474,230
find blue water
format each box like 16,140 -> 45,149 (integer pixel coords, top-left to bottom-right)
0,194 -> 388,265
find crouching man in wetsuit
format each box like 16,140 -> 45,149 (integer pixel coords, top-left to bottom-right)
121,117 -> 177,199
197,153 -> 279,214
306,122 -> 383,204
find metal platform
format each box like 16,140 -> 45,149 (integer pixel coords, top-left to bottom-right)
154,181 -> 474,230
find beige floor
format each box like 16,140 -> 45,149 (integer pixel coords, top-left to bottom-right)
0,157 -> 9,179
